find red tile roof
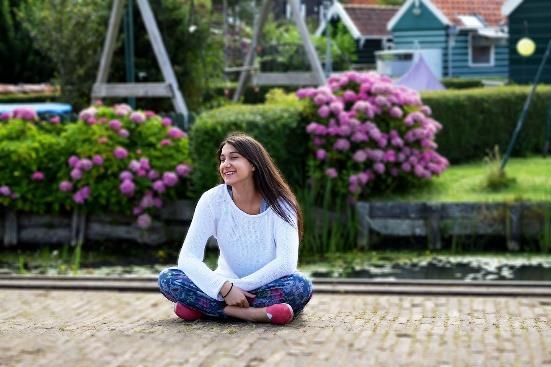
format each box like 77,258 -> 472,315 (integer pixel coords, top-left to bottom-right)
343,5 -> 399,36
430,0 -> 507,27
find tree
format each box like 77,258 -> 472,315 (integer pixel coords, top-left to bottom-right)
124,0 -> 224,111
259,20 -> 356,72
17,0 -> 110,108
0,0 -> 54,83
18,0 -> 224,112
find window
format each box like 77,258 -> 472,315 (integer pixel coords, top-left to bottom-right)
469,33 -> 494,66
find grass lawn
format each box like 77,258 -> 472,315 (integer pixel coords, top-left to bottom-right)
371,156 -> 550,202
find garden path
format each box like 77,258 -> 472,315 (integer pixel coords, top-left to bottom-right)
1,289 -> 550,366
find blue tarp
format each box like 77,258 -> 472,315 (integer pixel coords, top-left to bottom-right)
395,55 -> 446,91
0,102 -> 72,115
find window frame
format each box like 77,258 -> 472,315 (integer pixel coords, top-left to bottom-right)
468,32 -> 495,67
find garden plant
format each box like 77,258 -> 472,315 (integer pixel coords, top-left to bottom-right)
298,71 -> 449,200
0,103 -> 192,229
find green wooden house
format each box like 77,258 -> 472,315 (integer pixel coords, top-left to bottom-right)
384,0 -> 509,79
315,2 -> 399,69
502,0 -> 551,83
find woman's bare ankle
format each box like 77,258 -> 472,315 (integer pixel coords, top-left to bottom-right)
251,307 -> 269,322
223,306 -> 270,322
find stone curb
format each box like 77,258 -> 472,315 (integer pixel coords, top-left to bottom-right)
1,275 -> 550,297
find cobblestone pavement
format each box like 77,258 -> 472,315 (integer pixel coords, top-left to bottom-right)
1,289 -> 550,367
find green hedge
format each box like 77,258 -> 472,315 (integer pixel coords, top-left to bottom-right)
441,78 -> 484,89
191,85 -> 551,197
0,107 -> 191,227
422,85 -> 551,163
189,102 -> 308,198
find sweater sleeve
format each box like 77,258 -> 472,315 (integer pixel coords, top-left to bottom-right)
177,191 -> 227,300
230,210 -> 299,291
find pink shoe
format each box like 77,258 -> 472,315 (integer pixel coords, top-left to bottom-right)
174,303 -> 202,321
266,303 -> 294,325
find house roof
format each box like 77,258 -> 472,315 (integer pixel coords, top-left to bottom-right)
388,0 -> 507,31
431,0 -> 506,27
315,2 -> 398,39
343,4 -> 399,37
501,0 -> 523,16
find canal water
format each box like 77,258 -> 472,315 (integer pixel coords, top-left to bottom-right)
2,254 -> 551,281
310,257 -> 551,281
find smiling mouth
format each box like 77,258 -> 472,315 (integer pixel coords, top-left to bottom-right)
223,171 -> 236,177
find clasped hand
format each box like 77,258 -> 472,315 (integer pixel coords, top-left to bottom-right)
222,283 -> 256,308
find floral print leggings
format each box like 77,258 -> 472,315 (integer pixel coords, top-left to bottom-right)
158,267 -> 313,318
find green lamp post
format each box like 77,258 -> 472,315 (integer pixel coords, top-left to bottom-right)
124,0 -> 136,109
501,37 -> 551,170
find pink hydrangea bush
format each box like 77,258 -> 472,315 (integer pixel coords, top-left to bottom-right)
0,109 -> 66,210
59,104 -> 192,229
297,71 -> 449,199
1,107 -> 64,129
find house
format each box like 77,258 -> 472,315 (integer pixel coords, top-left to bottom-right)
384,0 -> 509,79
274,0 -> 379,24
502,0 -> 551,84
315,2 -> 399,68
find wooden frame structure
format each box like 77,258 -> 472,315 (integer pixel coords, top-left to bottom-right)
233,0 -> 326,102
92,0 -> 189,125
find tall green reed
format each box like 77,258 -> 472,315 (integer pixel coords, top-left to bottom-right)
297,179 -> 358,258
541,203 -> 551,253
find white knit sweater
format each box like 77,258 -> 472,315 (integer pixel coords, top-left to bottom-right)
177,184 -> 299,300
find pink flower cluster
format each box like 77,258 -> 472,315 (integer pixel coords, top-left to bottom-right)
12,107 -> 38,121
0,109 -> 63,124
298,71 -> 449,196
68,104 -> 192,229
118,157 -> 192,229
0,185 -> 17,199
114,103 -> 132,116
73,186 -> 91,204
31,171 -> 45,181
167,127 -> 187,139
78,107 -> 97,124
59,154 -> 107,203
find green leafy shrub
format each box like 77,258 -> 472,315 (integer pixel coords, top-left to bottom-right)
422,85 -> 551,163
0,112 -> 66,213
190,102 -> 307,198
57,104 -> 192,227
0,105 -> 192,228
265,88 -> 299,105
441,78 -> 484,89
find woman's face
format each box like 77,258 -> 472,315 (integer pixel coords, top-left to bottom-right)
219,143 -> 255,186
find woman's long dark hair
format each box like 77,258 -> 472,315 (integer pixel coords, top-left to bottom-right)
217,132 -> 303,239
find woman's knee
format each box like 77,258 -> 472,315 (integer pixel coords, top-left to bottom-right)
158,268 -> 175,287
158,267 -> 187,296
289,273 -> 313,297
283,273 -> 313,310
